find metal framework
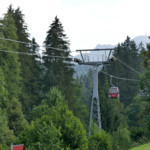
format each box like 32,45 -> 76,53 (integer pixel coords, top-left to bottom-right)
75,48 -> 114,135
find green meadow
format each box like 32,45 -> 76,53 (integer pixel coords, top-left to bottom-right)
130,143 -> 150,150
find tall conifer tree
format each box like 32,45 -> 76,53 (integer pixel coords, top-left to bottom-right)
0,11 -> 21,99
43,16 -> 74,105
29,38 -> 43,106
0,9 -> 28,137
8,6 -> 42,113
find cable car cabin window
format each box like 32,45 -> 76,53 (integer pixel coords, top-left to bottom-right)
109,87 -> 119,94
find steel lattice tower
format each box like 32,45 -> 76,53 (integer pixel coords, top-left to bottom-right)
89,65 -> 101,135
74,48 -> 114,135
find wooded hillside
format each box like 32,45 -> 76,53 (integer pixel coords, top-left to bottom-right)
0,5 -> 150,150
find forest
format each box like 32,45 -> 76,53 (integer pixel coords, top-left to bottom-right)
0,5 -> 150,150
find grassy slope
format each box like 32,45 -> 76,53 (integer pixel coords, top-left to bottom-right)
130,142 -> 150,150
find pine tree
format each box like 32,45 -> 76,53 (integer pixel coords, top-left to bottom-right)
0,11 -> 21,99
43,16 -> 74,105
8,6 -> 43,113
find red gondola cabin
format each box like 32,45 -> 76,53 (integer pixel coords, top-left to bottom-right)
109,87 -> 119,98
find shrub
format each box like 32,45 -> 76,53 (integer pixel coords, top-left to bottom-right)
89,130 -> 112,150
112,126 -> 131,150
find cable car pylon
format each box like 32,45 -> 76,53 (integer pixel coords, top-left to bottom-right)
74,48 -> 115,136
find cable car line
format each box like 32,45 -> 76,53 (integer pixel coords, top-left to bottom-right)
0,37 -> 143,75
113,55 -> 141,75
0,49 -> 74,60
100,70 -> 140,82
0,49 -> 37,56
0,37 -> 72,52
110,75 -> 115,87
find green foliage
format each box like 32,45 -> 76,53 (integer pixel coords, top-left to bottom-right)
7,98 -> 28,136
50,103 -> 88,150
0,108 -> 16,149
138,100 -> 150,138
8,6 -> 43,114
125,98 -> 146,127
142,43 -> 150,69
0,67 -> 9,109
78,68 -> 93,106
45,87 -> 65,107
130,127 -> 143,142
1,6 -> 147,149
0,11 -> 21,99
20,87 -> 88,150
140,43 -> 150,98
24,38 -> 43,109
106,99 -> 127,132
43,16 -> 74,108
31,100 -> 51,121
138,42 -> 150,138
89,130 -> 112,150
142,114 -> 150,137
107,36 -> 142,107
19,117 -> 63,150
99,72 -> 127,132
31,87 -> 65,120
71,80 -> 90,131
112,126 -> 131,150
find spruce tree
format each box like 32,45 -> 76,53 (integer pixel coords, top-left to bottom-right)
0,10 -> 28,138
8,6 -> 43,113
43,16 -> 74,105
0,11 -> 21,99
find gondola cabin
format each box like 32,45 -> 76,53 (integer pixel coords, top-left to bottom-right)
109,87 -> 119,98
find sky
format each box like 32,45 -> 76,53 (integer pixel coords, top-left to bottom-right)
1,0 -> 150,55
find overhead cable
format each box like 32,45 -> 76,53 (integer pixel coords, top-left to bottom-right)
101,70 -> 140,82
0,49 -> 37,56
0,37 -> 71,52
113,56 -> 141,75
0,49 -> 73,59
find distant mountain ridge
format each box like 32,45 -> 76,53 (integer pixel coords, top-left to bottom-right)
133,35 -> 150,48
95,44 -> 115,49
95,35 -> 150,49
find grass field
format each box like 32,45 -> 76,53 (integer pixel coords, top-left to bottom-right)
130,142 -> 150,150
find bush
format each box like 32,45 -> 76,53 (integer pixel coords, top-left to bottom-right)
88,130 -> 112,150
130,127 -> 143,142
19,89 -> 88,150
112,126 -> 131,150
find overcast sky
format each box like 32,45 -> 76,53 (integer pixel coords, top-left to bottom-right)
1,0 -> 150,54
